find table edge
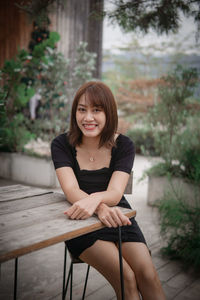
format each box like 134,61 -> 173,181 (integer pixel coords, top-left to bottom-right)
0,210 -> 136,263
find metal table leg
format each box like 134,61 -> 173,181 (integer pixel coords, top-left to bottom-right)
118,226 -> 125,300
14,258 -> 18,300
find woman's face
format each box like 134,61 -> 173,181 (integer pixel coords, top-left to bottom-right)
76,94 -> 106,139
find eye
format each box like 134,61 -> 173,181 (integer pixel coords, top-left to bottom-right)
93,107 -> 102,113
77,107 -> 86,112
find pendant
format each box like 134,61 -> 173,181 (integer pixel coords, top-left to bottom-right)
89,157 -> 94,162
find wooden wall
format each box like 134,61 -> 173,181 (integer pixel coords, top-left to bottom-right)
0,0 -> 103,78
0,0 -> 33,68
87,0 -> 103,79
49,0 -> 103,78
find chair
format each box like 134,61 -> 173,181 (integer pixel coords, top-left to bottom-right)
62,244 -> 90,300
62,172 -> 133,300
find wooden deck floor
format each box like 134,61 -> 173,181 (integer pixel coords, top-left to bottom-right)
0,155 -> 199,300
1,240 -> 199,300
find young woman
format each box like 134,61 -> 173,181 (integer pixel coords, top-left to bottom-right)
51,81 -> 166,300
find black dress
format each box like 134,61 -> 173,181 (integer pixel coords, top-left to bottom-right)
51,133 -> 146,258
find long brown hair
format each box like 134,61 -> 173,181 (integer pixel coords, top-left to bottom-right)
68,81 -> 118,148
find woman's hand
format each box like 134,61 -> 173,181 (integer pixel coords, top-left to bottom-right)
64,195 -> 101,220
97,203 -> 132,228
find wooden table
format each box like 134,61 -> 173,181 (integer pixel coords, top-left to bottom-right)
0,184 -> 136,299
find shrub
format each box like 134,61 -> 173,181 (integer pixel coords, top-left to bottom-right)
147,65 -> 199,182
182,149 -> 200,182
0,31 -> 96,151
0,51 -> 35,152
176,115 -> 200,183
149,65 -> 198,165
30,41 -> 96,141
158,188 -> 200,271
127,127 -> 159,156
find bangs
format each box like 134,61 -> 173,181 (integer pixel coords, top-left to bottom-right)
84,85 -> 106,109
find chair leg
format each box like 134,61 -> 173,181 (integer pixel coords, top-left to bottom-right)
118,226 -> 125,300
63,262 -> 73,300
70,263 -> 73,300
62,248 -> 90,300
81,265 -> 90,300
62,244 -> 68,300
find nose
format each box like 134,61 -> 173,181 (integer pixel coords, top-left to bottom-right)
84,111 -> 94,121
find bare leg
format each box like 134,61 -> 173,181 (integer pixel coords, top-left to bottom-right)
79,240 -> 140,300
121,242 -> 166,300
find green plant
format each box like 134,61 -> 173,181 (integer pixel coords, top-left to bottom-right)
0,31 -> 97,151
182,149 -> 200,182
71,42 -> 97,88
147,65 -> 199,182
31,41 -> 96,141
0,71 -> 7,149
127,127 -> 159,156
176,115 -> 200,183
0,51 -> 35,152
28,35 -> 70,141
158,188 -> 200,271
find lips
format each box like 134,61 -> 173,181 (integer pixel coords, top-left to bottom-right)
83,124 -> 97,130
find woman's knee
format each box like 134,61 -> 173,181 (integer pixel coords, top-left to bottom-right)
137,265 -> 159,286
123,267 -> 138,293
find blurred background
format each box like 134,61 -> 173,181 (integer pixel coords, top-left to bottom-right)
0,0 -> 200,274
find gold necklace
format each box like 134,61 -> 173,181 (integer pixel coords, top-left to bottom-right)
89,156 -> 95,162
88,149 -> 106,162
79,146 -> 109,163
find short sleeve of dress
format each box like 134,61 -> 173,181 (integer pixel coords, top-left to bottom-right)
112,135 -> 135,174
51,133 -> 74,170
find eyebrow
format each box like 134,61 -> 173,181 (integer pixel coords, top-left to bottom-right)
78,103 -> 102,108
78,104 -> 87,107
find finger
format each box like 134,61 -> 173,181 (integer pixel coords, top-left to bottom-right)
80,210 -> 92,219
64,205 -> 76,216
70,208 -> 84,219
67,204 -> 83,219
108,215 -> 119,227
80,214 -> 91,220
100,216 -> 113,228
74,210 -> 86,219
74,206 -> 93,219
127,218 -> 132,225
104,215 -> 118,228
120,215 -> 131,226
111,208 -> 125,225
64,208 -> 73,216
123,215 -> 132,225
115,209 -> 131,226
110,210 -> 123,226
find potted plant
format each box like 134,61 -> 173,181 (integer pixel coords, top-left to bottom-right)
144,65 -> 200,271
145,65 -> 200,206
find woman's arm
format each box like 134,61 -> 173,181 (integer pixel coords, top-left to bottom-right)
93,171 -> 132,227
92,170 -> 130,207
56,167 -> 102,219
56,166 -> 88,203
56,166 -> 131,226
62,168 -> 131,225
56,167 -> 129,207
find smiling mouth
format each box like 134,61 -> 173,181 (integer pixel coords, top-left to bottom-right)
83,124 -> 97,130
